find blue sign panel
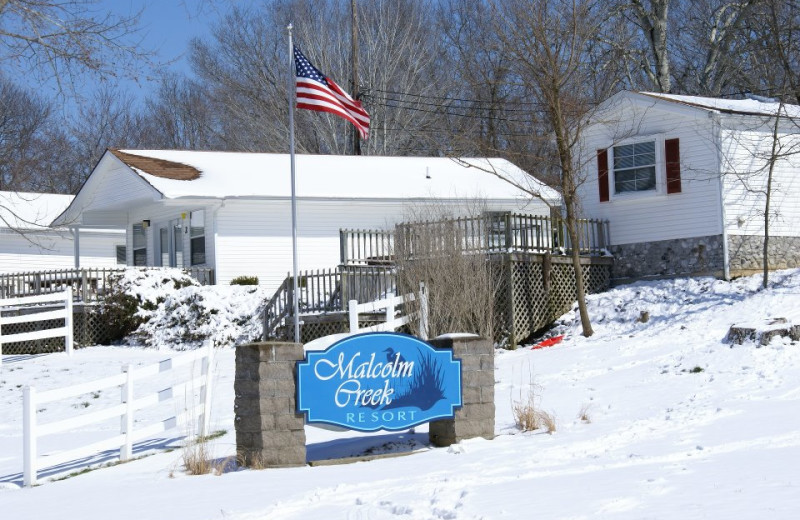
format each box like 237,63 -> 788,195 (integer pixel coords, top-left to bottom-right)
297,332 -> 462,432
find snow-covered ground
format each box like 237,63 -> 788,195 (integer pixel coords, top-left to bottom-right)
2,270 -> 800,519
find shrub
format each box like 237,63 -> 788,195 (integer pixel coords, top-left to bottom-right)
230,275 -> 259,286
100,268 -> 200,343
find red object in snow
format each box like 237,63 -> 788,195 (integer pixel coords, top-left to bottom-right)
531,335 -> 564,350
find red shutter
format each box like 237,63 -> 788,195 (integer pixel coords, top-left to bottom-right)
597,148 -> 609,202
665,138 -> 681,194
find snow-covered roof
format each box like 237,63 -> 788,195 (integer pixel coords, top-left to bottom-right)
0,191 -> 73,230
638,92 -> 800,118
108,150 -> 559,202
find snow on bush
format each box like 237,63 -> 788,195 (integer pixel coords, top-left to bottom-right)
105,268 -> 270,349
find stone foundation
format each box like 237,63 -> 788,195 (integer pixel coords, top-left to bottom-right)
234,341 -> 306,468
609,235 -> 725,282
727,235 -> 800,276
427,336 -> 495,446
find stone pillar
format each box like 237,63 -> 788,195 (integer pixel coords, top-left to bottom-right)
427,336 -> 495,447
234,342 -> 306,468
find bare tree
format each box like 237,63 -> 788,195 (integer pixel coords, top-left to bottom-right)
628,0 -> 672,92
671,0 -> 756,96
0,0 -> 153,95
486,0 -> 615,337
0,77 -> 51,191
139,74 -> 222,150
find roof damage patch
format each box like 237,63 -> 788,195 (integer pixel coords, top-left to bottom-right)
110,149 -> 201,181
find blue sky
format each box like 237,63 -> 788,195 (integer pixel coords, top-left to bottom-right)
28,1 -> 229,114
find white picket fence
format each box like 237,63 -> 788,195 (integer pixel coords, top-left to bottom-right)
22,340 -> 214,486
348,283 -> 428,339
0,291 -> 73,367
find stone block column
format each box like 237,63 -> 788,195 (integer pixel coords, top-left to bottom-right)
235,341 -> 306,468
427,336 -> 495,447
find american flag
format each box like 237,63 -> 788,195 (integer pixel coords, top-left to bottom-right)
294,46 -> 370,140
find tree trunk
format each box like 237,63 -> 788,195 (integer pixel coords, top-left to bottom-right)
763,103 -> 782,289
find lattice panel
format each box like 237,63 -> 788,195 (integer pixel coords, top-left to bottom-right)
73,305 -> 110,347
0,316 -> 66,355
491,256 -> 613,347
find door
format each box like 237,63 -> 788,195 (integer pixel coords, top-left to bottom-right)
157,219 -> 184,268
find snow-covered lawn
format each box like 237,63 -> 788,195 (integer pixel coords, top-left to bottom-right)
2,271 -> 800,519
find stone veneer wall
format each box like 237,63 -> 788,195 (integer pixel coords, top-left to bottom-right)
234,341 -> 306,468
727,235 -> 800,275
427,336 -> 495,447
609,235 -> 725,282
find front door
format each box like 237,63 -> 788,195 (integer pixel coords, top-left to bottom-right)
157,220 -> 184,267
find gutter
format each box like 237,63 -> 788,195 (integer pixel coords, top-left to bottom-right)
710,110 -> 730,280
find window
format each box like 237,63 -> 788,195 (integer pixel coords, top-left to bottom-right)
132,223 -> 147,266
612,141 -> 656,193
597,138 -> 681,202
190,210 -> 205,266
116,245 -> 126,265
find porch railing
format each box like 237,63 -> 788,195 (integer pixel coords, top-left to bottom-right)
262,265 -> 396,340
0,267 -> 215,302
340,213 -> 610,265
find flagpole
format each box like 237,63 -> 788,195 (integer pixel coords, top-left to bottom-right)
287,23 -> 301,343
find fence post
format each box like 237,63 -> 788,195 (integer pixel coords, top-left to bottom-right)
64,292 -> 74,356
23,386 -> 37,487
81,269 -> 88,302
385,298 -> 393,327
419,282 -> 429,341
120,365 -> 134,461
348,299 -> 359,332
200,339 -> 214,438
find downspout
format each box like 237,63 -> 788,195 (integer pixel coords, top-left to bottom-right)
711,111 -> 730,280
69,226 -> 81,269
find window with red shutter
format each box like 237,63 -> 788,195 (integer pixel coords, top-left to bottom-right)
665,138 -> 681,194
597,148 -> 609,202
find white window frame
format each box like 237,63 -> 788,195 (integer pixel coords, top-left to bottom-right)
132,223 -> 147,266
608,134 -> 666,201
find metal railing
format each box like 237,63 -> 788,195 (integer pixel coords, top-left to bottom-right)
0,267 -> 215,302
340,213 -> 610,265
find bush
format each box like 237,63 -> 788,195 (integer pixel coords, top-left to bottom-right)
100,268 -> 201,343
230,275 -> 259,286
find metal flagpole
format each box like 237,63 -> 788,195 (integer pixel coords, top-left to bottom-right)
287,23 -> 301,342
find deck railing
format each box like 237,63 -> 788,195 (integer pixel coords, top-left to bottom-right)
340,213 -> 609,265
0,267 -> 215,302
262,265 -> 396,340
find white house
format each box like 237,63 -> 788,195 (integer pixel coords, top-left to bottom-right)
577,91 -> 800,281
0,191 -> 125,274
54,150 -> 558,292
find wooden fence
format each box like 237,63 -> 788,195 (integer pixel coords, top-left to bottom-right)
262,266 -> 396,341
0,267 -> 215,302
340,213 -> 610,265
22,340 -> 214,486
0,291 -> 73,367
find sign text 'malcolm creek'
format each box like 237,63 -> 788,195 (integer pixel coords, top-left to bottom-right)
296,332 -> 463,432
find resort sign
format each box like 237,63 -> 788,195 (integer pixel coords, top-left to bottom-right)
297,332 -> 462,432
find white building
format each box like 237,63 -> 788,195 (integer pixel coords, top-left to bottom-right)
54,150 -> 558,292
577,91 -> 800,281
0,191 -> 124,274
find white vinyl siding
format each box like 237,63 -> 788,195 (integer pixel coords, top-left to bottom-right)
0,229 -> 125,273
215,198 -> 542,292
578,99 -> 723,246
